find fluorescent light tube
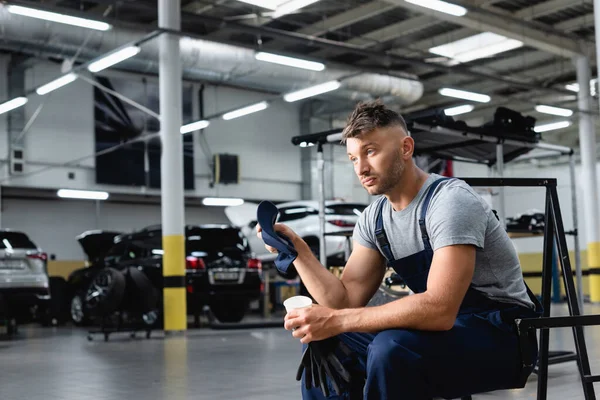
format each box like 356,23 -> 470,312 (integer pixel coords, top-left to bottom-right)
222,101 -> 268,120
443,104 -> 474,116
565,78 -> 597,96
0,97 -> 28,115
430,32 -> 522,64
284,81 -> 341,102
87,46 -> 141,73
202,197 -> 245,206
181,120 -> 210,134
36,73 -> 78,95
57,189 -> 109,200
273,0 -> 320,18
235,0 -> 286,10
535,105 -> 573,117
439,88 -> 491,103
7,5 -> 111,31
255,52 -> 325,71
534,121 -> 572,133
404,0 -> 467,17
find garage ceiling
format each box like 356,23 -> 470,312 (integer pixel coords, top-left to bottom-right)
1,0 -> 598,149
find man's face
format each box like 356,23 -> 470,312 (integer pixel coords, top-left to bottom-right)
346,127 -> 407,196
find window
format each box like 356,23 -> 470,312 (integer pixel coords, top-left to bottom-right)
0,232 -> 37,250
186,228 -> 249,254
278,207 -> 317,222
325,204 -> 367,216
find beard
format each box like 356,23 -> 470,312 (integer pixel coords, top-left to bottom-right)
364,153 -> 405,195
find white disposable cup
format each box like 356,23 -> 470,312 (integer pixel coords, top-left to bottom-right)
283,295 -> 313,312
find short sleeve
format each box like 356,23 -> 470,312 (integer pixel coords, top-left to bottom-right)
353,202 -> 379,250
426,186 -> 487,251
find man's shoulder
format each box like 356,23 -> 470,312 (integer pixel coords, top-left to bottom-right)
358,197 -> 387,227
434,178 -> 483,204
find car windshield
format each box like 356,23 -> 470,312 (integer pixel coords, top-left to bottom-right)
187,228 -> 249,255
325,204 -> 367,216
0,232 -> 37,249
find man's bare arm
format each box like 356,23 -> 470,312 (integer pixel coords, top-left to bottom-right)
291,238 -> 386,309
335,244 -> 476,332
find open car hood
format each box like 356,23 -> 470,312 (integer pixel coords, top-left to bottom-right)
224,202 -> 259,228
76,230 -> 122,263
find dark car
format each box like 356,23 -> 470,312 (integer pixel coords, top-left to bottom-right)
66,224 -> 263,325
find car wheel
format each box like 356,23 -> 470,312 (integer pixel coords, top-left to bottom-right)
210,299 -> 248,323
70,294 -> 89,326
84,268 -> 126,317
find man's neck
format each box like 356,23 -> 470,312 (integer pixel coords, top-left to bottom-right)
386,167 -> 430,212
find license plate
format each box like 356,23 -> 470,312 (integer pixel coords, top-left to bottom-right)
0,260 -> 24,269
213,271 -> 239,281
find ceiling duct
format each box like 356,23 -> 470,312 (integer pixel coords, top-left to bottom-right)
0,7 -> 423,105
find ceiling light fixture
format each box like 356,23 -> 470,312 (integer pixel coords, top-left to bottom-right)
283,81 -> 341,102
404,0 -> 467,17
57,189 -> 109,200
222,101 -> 269,120
87,46 -> 141,73
439,88 -> 491,103
7,5 -> 111,31
0,97 -> 28,115
272,0 -> 320,18
443,104 -> 474,116
534,121 -> 572,133
255,52 -> 325,71
181,120 -> 210,134
429,32 -> 523,64
535,105 -> 574,117
36,73 -> 78,95
202,197 -> 245,206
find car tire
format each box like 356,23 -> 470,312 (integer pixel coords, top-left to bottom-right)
124,267 -> 159,314
84,267 -> 126,317
210,299 -> 248,323
70,293 -> 90,326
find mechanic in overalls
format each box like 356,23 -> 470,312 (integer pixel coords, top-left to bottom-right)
259,100 -> 540,399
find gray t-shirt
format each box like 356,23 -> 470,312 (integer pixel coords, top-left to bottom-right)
354,174 -> 534,309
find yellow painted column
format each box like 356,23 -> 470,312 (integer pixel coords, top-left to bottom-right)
159,0 -> 186,331
589,243 -> 600,302
163,235 -> 187,331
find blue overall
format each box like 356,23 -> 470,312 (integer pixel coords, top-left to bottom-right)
302,178 -> 540,400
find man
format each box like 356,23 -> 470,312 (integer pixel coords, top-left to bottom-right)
259,100 -> 539,399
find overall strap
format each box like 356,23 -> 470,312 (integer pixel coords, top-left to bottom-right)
419,178 -> 452,251
375,198 -> 394,263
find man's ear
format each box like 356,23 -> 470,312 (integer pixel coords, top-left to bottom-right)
402,137 -> 415,158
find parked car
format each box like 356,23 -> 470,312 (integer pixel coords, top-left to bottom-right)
0,229 -> 50,332
225,200 -> 367,267
66,224 -> 263,325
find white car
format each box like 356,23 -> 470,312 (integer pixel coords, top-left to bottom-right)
225,200 -> 367,267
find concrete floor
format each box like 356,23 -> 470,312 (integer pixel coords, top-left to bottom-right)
0,304 -> 599,400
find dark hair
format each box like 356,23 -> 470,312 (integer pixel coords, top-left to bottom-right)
341,100 -> 408,143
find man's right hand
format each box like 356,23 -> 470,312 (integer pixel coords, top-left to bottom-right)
256,222 -> 306,254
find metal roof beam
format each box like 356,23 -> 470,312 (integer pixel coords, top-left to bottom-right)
515,0 -> 592,20
297,1 -> 396,36
385,0 -> 585,58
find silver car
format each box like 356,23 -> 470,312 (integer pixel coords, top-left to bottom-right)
0,230 -> 50,324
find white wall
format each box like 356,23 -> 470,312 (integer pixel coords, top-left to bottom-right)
1,60 -> 304,202
1,197 -> 228,259
198,85 -> 302,200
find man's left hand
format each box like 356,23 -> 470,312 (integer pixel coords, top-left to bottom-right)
284,304 -> 342,344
